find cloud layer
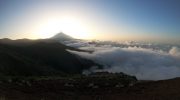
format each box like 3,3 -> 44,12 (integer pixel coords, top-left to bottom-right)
68,46 -> 180,80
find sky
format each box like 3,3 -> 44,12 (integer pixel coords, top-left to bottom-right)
0,0 -> 180,43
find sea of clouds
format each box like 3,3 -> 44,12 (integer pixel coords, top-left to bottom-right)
66,40 -> 180,80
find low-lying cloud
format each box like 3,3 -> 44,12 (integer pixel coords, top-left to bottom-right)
169,46 -> 180,57
68,46 -> 180,80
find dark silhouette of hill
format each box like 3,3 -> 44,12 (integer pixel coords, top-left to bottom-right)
0,38 -> 100,76
50,32 -> 74,41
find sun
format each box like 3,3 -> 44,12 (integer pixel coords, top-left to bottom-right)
36,16 -> 92,39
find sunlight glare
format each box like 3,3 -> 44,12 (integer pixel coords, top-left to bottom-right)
36,17 -> 92,39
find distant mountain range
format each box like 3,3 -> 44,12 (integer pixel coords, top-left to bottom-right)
0,35 -> 101,77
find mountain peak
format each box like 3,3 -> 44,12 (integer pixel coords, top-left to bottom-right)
51,32 -> 74,41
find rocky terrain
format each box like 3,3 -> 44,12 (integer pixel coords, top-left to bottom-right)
0,72 -> 179,100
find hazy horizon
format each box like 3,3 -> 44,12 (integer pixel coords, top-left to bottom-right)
0,0 -> 180,43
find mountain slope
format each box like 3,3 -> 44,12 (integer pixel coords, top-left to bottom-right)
0,39 -> 100,76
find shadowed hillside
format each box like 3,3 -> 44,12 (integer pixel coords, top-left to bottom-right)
0,38 -> 100,76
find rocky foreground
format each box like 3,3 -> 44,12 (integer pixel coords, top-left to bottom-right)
0,72 -> 180,100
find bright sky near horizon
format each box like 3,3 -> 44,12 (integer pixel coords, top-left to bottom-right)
0,0 -> 180,43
